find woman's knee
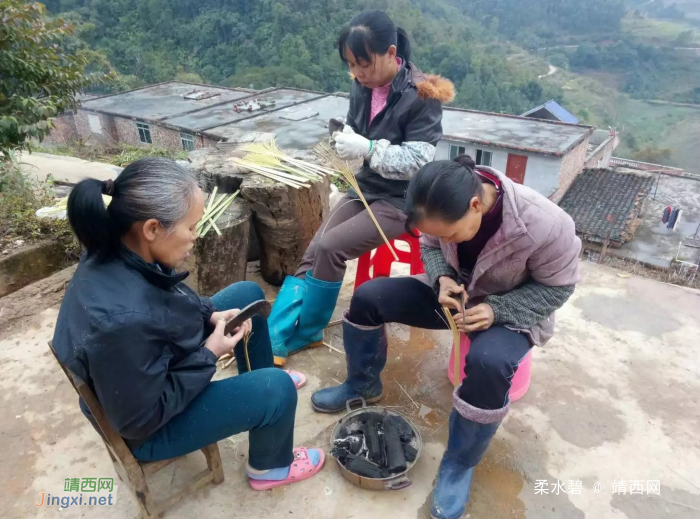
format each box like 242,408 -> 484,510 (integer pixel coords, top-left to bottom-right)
213,281 -> 265,311
258,368 -> 298,411
314,234 -> 342,263
348,280 -> 385,325
466,328 -> 529,379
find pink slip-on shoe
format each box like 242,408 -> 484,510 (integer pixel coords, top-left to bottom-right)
248,448 -> 325,491
286,369 -> 307,390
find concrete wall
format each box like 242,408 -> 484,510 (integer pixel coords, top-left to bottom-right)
585,131 -> 619,170
549,136 -> 589,203
436,139 -> 562,197
75,110 -> 219,151
41,113 -> 78,146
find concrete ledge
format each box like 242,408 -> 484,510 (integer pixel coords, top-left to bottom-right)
0,239 -> 76,298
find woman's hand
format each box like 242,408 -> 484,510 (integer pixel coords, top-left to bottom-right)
334,126 -> 371,160
210,309 -> 240,327
438,277 -> 466,312
205,313 -> 252,359
453,303 -> 494,333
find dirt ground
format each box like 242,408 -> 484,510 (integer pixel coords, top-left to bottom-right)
1,261 -> 699,519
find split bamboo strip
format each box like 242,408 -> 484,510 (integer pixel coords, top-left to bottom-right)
442,306 -> 461,389
314,142 -> 398,261
246,154 -> 321,181
200,196 -> 235,237
197,192 -> 233,233
200,191 -> 240,237
230,158 -> 310,189
245,140 -> 338,178
232,158 -> 311,184
206,186 -> 219,213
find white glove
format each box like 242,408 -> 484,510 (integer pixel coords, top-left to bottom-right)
334,125 -> 371,160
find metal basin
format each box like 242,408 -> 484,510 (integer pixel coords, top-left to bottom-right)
330,398 -> 423,491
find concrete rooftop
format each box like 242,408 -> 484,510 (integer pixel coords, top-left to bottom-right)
441,109 -> 593,156
80,82 -> 251,121
207,95 -> 349,151
610,171 -> 700,269
1,257 -> 699,519
163,89 -> 324,132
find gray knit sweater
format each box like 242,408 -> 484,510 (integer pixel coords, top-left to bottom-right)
421,245 -> 574,329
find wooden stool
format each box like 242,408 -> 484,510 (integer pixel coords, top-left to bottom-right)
48,342 -> 224,518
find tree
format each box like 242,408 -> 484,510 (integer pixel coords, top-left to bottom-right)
674,30 -> 695,47
634,146 -> 673,165
0,1 -> 107,156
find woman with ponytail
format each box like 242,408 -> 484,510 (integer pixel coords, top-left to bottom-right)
53,158 -> 325,490
268,10 -> 455,366
311,155 -> 582,518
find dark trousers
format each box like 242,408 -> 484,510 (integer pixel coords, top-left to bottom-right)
349,277 -> 532,410
130,282 -> 297,469
296,195 -> 407,282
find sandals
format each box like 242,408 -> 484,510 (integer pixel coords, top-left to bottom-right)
285,369 -> 307,390
248,448 -> 325,491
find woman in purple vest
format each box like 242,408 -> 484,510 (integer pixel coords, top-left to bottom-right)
312,155 -> 582,519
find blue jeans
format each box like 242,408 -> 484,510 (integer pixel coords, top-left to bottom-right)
130,282 -> 297,469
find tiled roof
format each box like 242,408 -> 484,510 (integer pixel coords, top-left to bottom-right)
559,168 -> 654,244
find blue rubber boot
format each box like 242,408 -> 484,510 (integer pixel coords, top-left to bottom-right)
311,311 -> 386,413
267,276 -> 307,366
430,402 -> 504,519
285,272 -> 342,356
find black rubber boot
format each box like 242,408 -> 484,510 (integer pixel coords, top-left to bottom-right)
311,310 -> 387,413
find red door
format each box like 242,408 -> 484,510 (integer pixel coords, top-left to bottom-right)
506,154 -> 528,184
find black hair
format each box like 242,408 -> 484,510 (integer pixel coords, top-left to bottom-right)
67,157 -> 198,259
405,155 -> 484,235
338,10 -> 411,64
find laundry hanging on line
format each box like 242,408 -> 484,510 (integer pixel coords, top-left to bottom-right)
662,206 -> 682,230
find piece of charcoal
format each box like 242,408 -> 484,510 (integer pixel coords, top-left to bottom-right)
386,415 -> 414,443
333,434 -> 364,455
331,446 -> 350,461
343,453 -> 388,479
383,416 -> 407,474
363,415 -> 383,465
403,444 -> 418,463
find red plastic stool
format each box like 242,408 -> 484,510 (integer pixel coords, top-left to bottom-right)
354,232 -> 425,291
447,334 -> 532,402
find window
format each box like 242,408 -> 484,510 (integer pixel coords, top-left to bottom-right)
87,114 -> 102,134
181,133 -> 195,151
476,149 -> 493,167
449,144 -> 466,160
136,122 -> 152,144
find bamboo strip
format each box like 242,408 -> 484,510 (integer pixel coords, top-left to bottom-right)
233,159 -> 311,183
198,192 -> 231,232
442,306 -> 460,389
200,191 -> 239,237
230,158 -> 310,188
314,142 -> 398,261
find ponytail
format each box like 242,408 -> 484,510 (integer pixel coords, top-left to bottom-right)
67,157 -> 199,260
67,178 -> 119,258
396,27 -> 411,62
404,156 -> 484,235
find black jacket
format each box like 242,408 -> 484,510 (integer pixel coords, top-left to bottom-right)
346,62 -> 454,210
52,248 -> 217,444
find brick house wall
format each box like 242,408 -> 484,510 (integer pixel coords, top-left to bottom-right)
549,136 -> 590,204
584,133 -> 619,169
74,111 -> 120,146
41,113 -> 79,146
76,110 -> 219,151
